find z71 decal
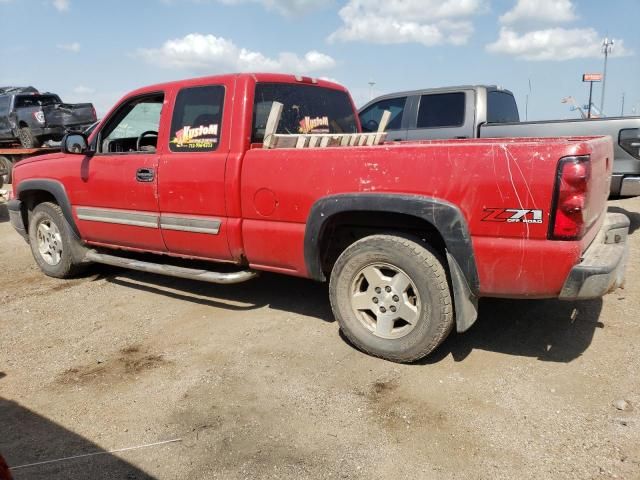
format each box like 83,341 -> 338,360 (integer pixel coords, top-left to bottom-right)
482,208 -> 544,224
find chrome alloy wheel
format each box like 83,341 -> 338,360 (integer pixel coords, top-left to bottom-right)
36,219 -> 63,266
350,262 -> 421,339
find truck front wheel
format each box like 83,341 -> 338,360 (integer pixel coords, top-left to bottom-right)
28,202 -> 84,278
18,127 -> 40,148
329,234 -> 454,363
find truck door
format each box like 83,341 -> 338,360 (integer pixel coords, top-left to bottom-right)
359,95 -> 409,141
157,83 -> 232,260
71,92 -> 166,251
406,90 -> 475,140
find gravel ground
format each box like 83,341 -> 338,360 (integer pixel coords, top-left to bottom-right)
0,191 -> 638,480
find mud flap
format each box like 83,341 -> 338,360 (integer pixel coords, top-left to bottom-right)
446,252 -> 478,333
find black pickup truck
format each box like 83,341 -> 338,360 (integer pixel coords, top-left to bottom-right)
0,87 -> 96,148
360,85 -> 640,197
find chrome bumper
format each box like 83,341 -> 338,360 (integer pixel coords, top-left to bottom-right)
559,213 -> 629,300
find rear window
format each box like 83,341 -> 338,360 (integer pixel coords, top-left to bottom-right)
15,94 -> 60,108
359,96 -> 407,132
487,91 -> 519,123
252,83 -> 358,143
417,92 -> 465,129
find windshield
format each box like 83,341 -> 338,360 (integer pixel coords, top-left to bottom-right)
252,83 -> 358,143
15,94 -> 60,108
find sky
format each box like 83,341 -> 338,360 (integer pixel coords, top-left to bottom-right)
0,0 -> 638,120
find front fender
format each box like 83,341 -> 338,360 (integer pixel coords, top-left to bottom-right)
17,178 -> 80,237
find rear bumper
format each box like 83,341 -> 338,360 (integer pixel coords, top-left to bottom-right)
31,126 -> 66,138
8,199 -> 28,241
559,213 -> 629,300
611,174 -> 640,197
620,176 -> 640,197
26,125 -> 92,139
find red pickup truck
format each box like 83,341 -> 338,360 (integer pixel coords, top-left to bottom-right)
7,73 -> 629,362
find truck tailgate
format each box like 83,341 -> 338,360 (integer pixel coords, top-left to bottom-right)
43,103 -> 96,128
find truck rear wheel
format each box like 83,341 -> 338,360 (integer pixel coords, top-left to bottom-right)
18,127 -> 40,148
28,202 -> 84,278
329,234 -> 454,363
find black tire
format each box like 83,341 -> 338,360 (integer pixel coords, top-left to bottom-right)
329,234 -> 454,363
18,126 -> 40,148
28,202 -> 84,278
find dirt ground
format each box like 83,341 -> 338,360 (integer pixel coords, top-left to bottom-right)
0,190 -> 638,480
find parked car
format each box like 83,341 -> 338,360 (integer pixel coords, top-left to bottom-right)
0,87 -> 96,148
359,85 -> 640,196
7,73 -> 629,362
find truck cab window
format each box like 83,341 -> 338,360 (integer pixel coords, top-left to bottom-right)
487,91 -> 520,123
252,83 -> 358,143
14,94 -> 61,108
416,92 -> 465,129
359,97 -> 407,132
99,94 -> 163,154
169,85 -> 225,153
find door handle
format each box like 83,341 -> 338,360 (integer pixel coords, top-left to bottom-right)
136,168 -> 155,182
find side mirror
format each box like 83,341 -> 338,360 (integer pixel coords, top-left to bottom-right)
61,133 -> 93,155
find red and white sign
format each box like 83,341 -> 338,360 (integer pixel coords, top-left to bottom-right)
582,73 -> 602,82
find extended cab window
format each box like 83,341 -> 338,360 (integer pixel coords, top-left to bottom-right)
99,93 -> 163,154
487,91 -> 520,123
14,94 -> 60,108
169,85 -> 224,152
359,97 -> 406,132
416,92 -> 465,129
252,83 -> 357,143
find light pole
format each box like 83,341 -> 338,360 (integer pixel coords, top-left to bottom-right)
368,81 -> 376,100
600,37 -> 614,114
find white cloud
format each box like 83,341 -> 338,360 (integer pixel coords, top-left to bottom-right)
161,0 -> 323,15
218,0 -> 320,15
328,0 -> 485,46
500,0 -> 578,25
57,42 -> 80,52
486,27 -> 631,61
135,33 -> 336,73
52,0 -> 70,11
500,0 -> 576,26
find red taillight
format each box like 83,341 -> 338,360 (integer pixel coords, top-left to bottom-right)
550,156 -> 591,240
33,111 -> 45,124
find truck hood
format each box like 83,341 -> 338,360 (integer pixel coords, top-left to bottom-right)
15,152 -> 67,166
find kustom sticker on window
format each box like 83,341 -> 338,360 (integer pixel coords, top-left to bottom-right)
172,124 -> 219,149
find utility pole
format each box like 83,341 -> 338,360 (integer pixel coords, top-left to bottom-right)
621,92 -> 625,116
368,81 -> 376,100
600,37 -> 614,114
582,73 -> 602,119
